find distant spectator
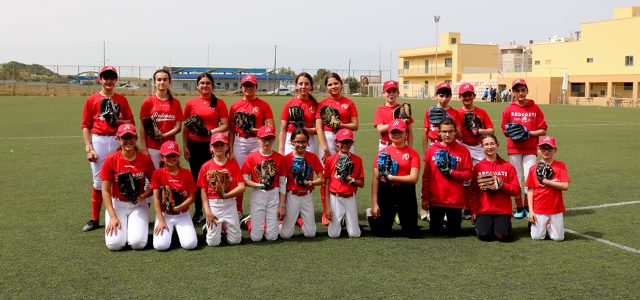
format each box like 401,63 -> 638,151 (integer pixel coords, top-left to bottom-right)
490,87 -> 497,102
482,88 -> 489,101
500,88 -> 509,103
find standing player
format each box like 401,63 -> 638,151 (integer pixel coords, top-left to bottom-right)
81,66 -> 135,232
421,118 -> 472,236
198,133 -> 246,247
374,80 -> 414,151
140,69 -> 184,168
324,129 -> 365,238
278,72 -> 318,154
182,73 -> 229,224
151,141 -> 197,251
501,78 -> 548,219
101,124 -> 155,250
279,128 -> 325,239
241,125 -> 287,242
527,136 -> 570,241
422,82 -> 462,153
228,74 -> 274,218
369,120 -> 421,238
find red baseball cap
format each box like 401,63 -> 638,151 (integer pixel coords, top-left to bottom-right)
257,125 -> 276,138
117,124 -> 136,137
388,119 -> 407,132
538,136 -> 557,148
336,128 -> 354,142
241,74 -> 257,86
383,80 -> 399,92
512,78 -> 527,89
99,65 -> 118,77
210,132 -> 229,145
458,83 -> 475,95
435,82 -> 452,94
160,141 -> 181,156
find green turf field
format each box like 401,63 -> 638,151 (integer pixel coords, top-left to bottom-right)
0,95 -> 638,298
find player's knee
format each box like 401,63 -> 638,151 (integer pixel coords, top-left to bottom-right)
347,229 -> 361,238
477,232 -> 492,242
153,240 -> 171,251
264,232 -> 278,241
106,241 -> 125,251
181,239 -> 198,250
227,236 -> 241,245
250,233 -> 264,242
495,232 -> 512,243
129,239 -> 147,250
206,237 -> 221,247
550,234 -> 564,242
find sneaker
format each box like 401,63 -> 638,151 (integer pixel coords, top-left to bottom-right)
82,219 -> 99,232
395,213 -> 401,225
513,208 -> 525,219
237,211 -> 243,222
240,215 -> 251,230
420,209 -> 430,221
296,217 -> 304,228
340,218 -> 346,227
462,209 -> 472,220
365,208 -> 373,222
523,207 -> 530,218
321,213 -> 329,226
192,212 -> 204,224
202,224 -> 208,236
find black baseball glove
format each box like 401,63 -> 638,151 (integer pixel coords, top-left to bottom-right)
505,122 -> 530,141
535,162 -> 554,185
142,116 -> 163,140
254,159 -> 277,189
393,103 -> 412,123
288,106 -> 305,129
116,171 -> 140,204
100,97 -> 120,127
336,153 -> 354,182
234,111 -> 256,136
184,114 -> 210,137
463,113 -> 483,136
320,106 -> 341,131
428,106 -> 446,126
161,185 -> 184,212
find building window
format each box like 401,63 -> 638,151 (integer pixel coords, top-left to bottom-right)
545,60 -> 552,65
625,55 -> 634,66
444,58 -> 452,68
586,57 -> 593,63
424,59 -> 429,73
403,81 -> 409,85
424,81 -> 429,84
534,60 -> 540,65
403,60 -> 410,69
451,37 -> 457,44
624,82 -> 633,90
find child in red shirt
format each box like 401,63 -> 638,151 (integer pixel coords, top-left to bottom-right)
278,72 -> 319,155
373,80 -> 414,151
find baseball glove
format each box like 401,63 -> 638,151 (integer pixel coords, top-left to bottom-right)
100,97 -> 120,127
505,122 -> 530,141
161,185 -> 185,212
206,170 -> 231,195
535,162 -> 554,185
116,171 -> 140,204
428,106 -> 447,126
477,173 -> 503,191
463,113 -> 483,136
254,159 -> 277,188
184,114 -> 210,137
377,152 -> 398,182
336,153 -> 354,182
142,116 -> 163,140
435,149 -> 457,177
288,106 -> 305,129
320,106 -> 341,131
393,103 -> 412,123
234,111 -> 256,136
291,157 -> 313,186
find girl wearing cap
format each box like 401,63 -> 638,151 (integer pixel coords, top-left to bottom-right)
422,82 -> 462,154
323,128 -> 365,238
197,133 -> 246,247
228,74 -> 275,218
374,80 -> 414,151
421,118 -> 472,236
278,72 -> 318,155
183,72 -> 229,224
472,134 -> 521,242
369,119 -> 421,238
139,69 -> 184,168
101,124 -> 155,250
500,78 -> 548,219
81,66 -> 135,232
279,128 -> 325,239
150,141 -> 198,251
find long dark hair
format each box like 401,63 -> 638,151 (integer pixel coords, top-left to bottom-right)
480,133 -> 505,162
295,72 -> 316,104
324,72 -> 343,86
290,127 -> 310,142
153,69 -> 174,105
438,117 -> 457,130
196,72 -> 218,109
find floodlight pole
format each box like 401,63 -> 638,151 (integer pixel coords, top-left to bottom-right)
434,15 -> 440,95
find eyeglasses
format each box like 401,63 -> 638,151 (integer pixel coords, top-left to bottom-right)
440,130 -> 455,134
482,142 -> 497,147
538,147 -> 554,152
513,88 -> 527,93
198,81 -> 213,86
292,140 -> 308,145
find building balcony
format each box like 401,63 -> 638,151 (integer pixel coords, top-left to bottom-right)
398,67 -> 452,77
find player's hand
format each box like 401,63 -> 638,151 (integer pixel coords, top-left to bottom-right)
86,149 -> 98,162
183,148 -> 191,161
154,220 -> 169,235
206,212 -> 218,228
528,214 -> 536,224
372,204 -> 381,219
106,216 -> 121,236
303,180 -> 312,187
471,214 -> 477,225
229,151 -> 235,161
278,206 -> 286,221
141,147 -> 149,155
325,208 -> 333,221
322,149 -> 331,162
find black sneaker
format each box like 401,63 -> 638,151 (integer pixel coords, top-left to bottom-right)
192,212 -> 205,224
240,215 -> 251,230
462,209 -> 472,220
82,219 -> 99,232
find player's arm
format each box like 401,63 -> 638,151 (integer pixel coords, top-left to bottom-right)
242,173 -> 261,189
307,167 -> 325,187
541,179 -> 569,191
278,119 -> 287,154
375,124 -> 389,134
371,168 -> 381,218
340,116 -> 359,131
223,181 -> 246,199
212,118 -> 228,135
228,126 -> 236,161
139,121 -> 149,154
173,191 -> 195,213
316,118 -> 331,160
278,191 -> 287,221
324,176 -> 333,220
407,125 -> 414,147
388,167 -> 419,185
152,188 -> 169,235
527,189 -> 536,223
202,188 -> 217,227
163,121 -> 182,139
529,128 -> 547,137
102,180 -> 120,236
82,127 -> 97,162
421,128 -> 429,154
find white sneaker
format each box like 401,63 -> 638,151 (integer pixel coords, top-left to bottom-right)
420,209 -> 430,221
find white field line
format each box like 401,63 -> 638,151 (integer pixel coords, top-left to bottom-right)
564,228 -> 640,254
567,200 -> 640,211
0,135 -> 82,140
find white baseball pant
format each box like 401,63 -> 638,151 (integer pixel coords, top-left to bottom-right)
279,192 -> 316,239
104,198 -> 150,251
205,198 -> 241,246
530,212 -> 564,241
284,132 -> 317,155
148,148 -> 161,169
233,136 -> 260,168
328,194 -> 361,238
90,134 -> 120,189
461,142 -> 484,187
153,212 -> 198,251
509,154 -> 537,195
249,188 -> 280,241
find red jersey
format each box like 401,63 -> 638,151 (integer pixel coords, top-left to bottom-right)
501,99 -> 548,155
526,160 -> 569,215
183,96 -> 229,143
423,106 -> 462,142
100,150 -> 155,202
241,150 -> 287,190
373,104 -> 415,143
149,167 -> 197,213
140,95 -> 184,149
197,158 -> 244,199
281,97 -> 318,134
421,140 -> 472,209
373,144 -> 421,185
283,151 -> 323,192
472,158 -> 521,215
315,96 -> 359,132
81,92 -> 134,135
457,107 -> 493,146
229,98 -> 274,138
324,152 -> 364,195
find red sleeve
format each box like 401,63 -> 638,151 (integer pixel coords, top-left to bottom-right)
480,109 -> 493,129
217,99 -> 229,119
373,107 -> 384,127
501,164 -> 522,196
173,99 -> 184,122
120,99 -> 135,125
525,165 -> 537,189
280,157 -> 290,177
197,163 -> 208,188
145,156 -> 156,180
281,99 -> 292,121
262,100 -> 274,120
81,97 -> 94,129
232,161 -> 244,184
423,109 -> 430,128
410,149 -> 421,169
450,148 -> 472,182
183,169 -> 197,194
227,102 -> 236,121
323,156 -> 332,178
501,108 -> 510,136
149,169 -> 163,189
140,97 -> 151,119
241,154 -> 253,175
556,163 -> 570,182
100,155 -> 115,181
349,99 -> 359,117
536,106 -> 548,130
354,156 -> 364,180
183,101 -> 192,118
311,154 -> 323,176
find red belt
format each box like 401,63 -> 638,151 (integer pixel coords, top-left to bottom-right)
288,190 -> 311,196
331,192 -> 354,198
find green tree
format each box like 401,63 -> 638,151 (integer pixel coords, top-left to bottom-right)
276,67 -> 296,77
344,77 -> 360,95
313,68 -> 331,86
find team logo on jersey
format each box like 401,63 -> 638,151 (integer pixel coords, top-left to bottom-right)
402,153 -> 410,160
341,104 -> 348,110
123,124 -> 131,130
308,106 -> 314,113
252,107 -> 259,113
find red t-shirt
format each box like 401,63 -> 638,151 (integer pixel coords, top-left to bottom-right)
472,158 -> 521,215
139,95 -> 184,149
183,96 -> 229,143
197,158 -> 244,199
100,151 -> 155,202
373,104 -> 415,143
423,106 -> 462,142
315,96 -> 359,132
283,151 -> 323,192
324,152 -> 364,195
81,92 -> 134,135
526,160 -> 569,215
457,107 -> 494,146
149,167 -> 197,213
241,150 -> 287,190
501,99 -> 548,155
421,140 -> 472,209
229,98 -> 274,138
281,97 -> 318,134
373,144 -> 421,184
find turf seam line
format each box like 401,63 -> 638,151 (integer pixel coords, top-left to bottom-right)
564,228 -> 640,254
566,200 -> 640,211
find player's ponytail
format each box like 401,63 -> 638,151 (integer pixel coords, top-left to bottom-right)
153,69 -> 174,105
